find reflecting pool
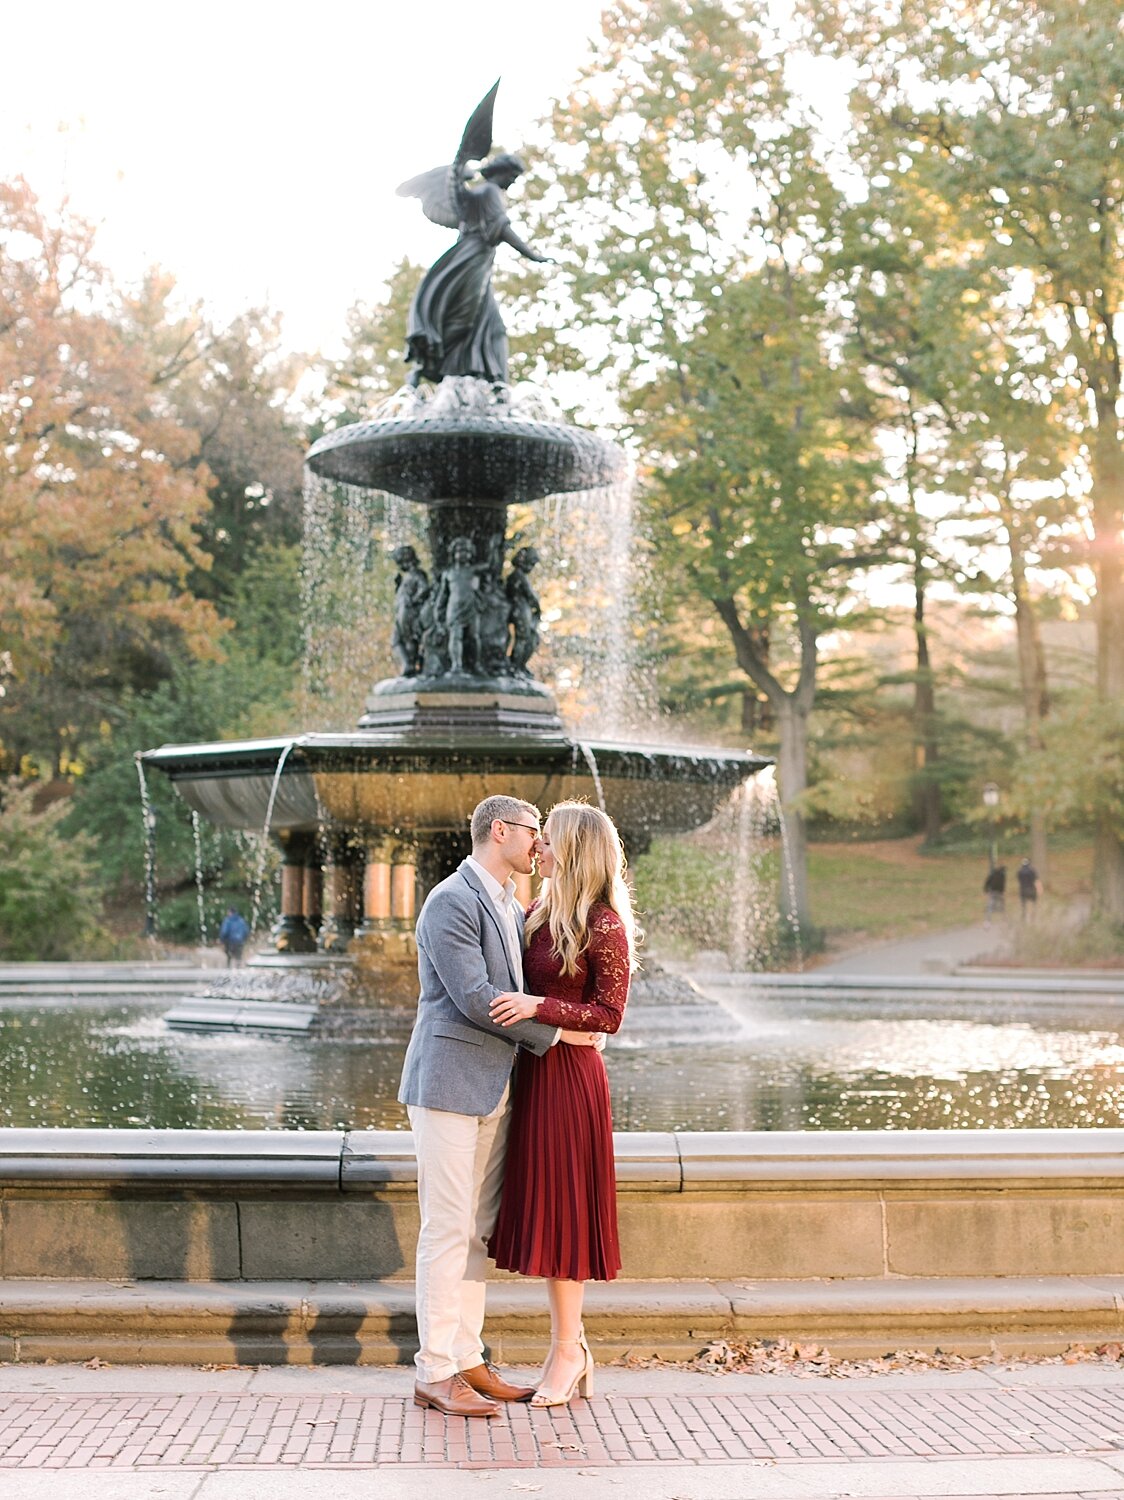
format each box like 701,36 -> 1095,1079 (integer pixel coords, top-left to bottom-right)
3,988 -> 1124,1131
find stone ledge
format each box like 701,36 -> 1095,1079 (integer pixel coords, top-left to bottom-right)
0,1129 -> 346,1185
5,1127 -> 1124,1190
1,1275 -> 1122,1366
675,1128 -> 1124,1186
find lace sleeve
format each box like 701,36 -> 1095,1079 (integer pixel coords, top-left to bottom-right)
536,909 -> 630,1034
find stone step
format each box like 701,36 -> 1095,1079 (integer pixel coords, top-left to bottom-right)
2,1275 -> 1123,1366
164,999 -> 319,1032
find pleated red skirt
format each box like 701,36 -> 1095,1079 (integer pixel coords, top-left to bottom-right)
489,1043 -> 621,1281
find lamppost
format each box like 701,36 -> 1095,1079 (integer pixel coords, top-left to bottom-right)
982,782 -> 1000,871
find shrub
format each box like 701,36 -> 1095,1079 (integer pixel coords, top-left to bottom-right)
0,781 -> 104,959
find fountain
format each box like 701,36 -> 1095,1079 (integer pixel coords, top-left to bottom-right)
141,83 -> 769,1009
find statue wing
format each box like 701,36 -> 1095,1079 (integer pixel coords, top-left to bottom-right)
456,80 -> 499,169
396,165 -> 460,230
397,83 -> 501,228
451,80 -> 500,215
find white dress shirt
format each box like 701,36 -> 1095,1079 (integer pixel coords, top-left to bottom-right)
466,855 -> 524,985
466,856 -> 561,1046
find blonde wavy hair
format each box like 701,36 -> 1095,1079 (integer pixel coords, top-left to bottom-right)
523,801 -> 640,977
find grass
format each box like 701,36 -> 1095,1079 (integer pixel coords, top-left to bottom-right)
806,837 -> 1096,953
633,830 -> 1116,968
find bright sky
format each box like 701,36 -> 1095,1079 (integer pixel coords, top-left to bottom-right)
2,0 -> 610,356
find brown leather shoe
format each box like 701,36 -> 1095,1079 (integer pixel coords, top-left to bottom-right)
460,1360 -> 536,1402
413,1373 -> 500,1417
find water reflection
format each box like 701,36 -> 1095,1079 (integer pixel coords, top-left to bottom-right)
2,993 -> 1124,1132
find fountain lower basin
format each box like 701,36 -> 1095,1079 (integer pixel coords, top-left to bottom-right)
141,732 -> 767,850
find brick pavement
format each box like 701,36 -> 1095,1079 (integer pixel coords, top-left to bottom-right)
5,1379 -> 1124,1473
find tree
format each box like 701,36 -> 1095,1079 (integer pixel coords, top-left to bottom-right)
941,291 -> 1085,880
66,543 -> 302,902
835,163 -> 981,841
809,0 -> 1124,914
0,780 -> 103,959
121,273 -> 306,607
0,180 -> 224,773
639,258 -> 886,927
530,2 -> 888,928
320,259 -> 421,429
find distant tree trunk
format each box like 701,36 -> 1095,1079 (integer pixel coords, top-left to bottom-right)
1091,415 -> 1124,921
911,551 -> 942,842
904,432 -> 942,842
1006,511 -> 1050,883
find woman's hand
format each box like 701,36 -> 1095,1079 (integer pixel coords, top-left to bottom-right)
560,1029 -> 606,1050
490,992 -> 542,1027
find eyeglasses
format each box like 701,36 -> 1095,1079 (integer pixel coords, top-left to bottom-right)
500,820 -> 541,836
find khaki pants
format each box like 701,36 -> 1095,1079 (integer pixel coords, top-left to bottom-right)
407,1081 -> 511,1384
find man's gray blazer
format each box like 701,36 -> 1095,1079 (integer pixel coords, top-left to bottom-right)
398,859 -> 557,1116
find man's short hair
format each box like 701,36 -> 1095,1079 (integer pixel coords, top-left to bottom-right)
470,795 -> 540,848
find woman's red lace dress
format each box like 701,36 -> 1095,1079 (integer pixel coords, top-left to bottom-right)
489,903 -> 630,1281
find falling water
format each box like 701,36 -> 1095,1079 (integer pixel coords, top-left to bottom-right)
576,741 -> 607,812
771,769 -> 804,972
301,469 -> 421,725
191,811 -> 208,948
532,472 -> 652,735
633,767 -> 794,970
729,778 -> 756,971
134,755 -> 158,940
249,740 -> 298,936
600,472 -> 639,721
723,772 -> 795,971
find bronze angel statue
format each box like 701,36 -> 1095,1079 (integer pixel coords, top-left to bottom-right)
397,81 -> 550,387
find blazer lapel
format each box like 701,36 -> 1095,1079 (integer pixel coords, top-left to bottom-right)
458,863 -> 520,989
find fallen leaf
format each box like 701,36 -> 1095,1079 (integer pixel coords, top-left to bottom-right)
620,1336 -> 1124,1380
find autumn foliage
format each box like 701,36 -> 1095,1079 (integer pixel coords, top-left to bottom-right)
0,179 -> 225,769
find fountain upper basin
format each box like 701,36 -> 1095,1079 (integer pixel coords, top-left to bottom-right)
305,413 -> 626,503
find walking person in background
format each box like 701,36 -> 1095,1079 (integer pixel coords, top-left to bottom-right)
398,795 -> 560,1418
218,907 -> 249,966
488,801 -> 638,1408
983,863 -> 1006,926
1017,858 -> 1041,921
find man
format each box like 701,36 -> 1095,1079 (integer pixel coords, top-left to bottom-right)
398,794 -> 559,1417
982,863 -> 1006,926
1017,857 -> 1041,921
218,907 -> 249,966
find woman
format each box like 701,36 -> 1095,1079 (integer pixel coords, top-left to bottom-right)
488,801 -> 638,1407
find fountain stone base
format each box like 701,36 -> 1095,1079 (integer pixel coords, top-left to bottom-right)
360,679 -> 563,737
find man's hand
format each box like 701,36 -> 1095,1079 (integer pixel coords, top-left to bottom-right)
490,991 -> 542,1027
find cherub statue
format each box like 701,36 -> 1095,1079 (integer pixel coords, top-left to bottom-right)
478,569 -> 513,677
389,544 -> 430,677
433,535 -> 483,676
506,545 -> 542,676
397,81 -> 551,387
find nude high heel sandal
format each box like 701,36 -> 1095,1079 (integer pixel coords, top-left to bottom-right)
531,1328 -> 595,1408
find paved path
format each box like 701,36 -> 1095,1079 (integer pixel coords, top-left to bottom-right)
814,922 -> 1008,976
5,1363 -> 1124,1497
